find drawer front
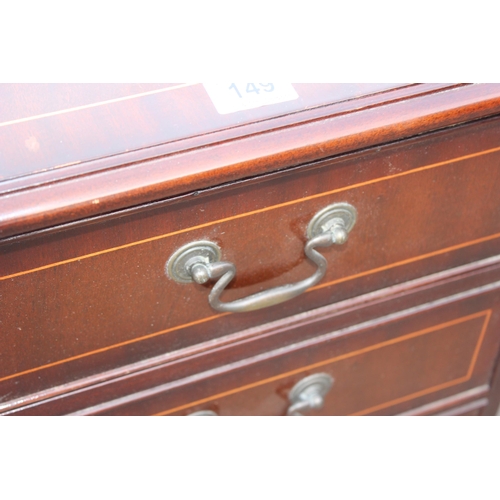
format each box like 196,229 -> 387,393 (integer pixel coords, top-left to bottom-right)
92,283 -> 500,416
167,310 -> 488,416
2,117 -> 500,402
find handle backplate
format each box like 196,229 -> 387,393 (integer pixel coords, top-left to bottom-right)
166,240 -> 221,284
287,373 -> 334,416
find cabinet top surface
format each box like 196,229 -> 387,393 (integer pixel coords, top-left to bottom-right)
0,83 -> 403,183
2,83 -> 500,239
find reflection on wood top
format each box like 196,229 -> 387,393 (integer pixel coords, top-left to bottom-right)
2,83 -> 500,239
0,83 -> 404,181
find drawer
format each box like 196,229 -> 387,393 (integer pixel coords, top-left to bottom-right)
6,256 -> 500,415
2,116 -> 500,403
89,278 -> 500,416
164,304 -> 492,416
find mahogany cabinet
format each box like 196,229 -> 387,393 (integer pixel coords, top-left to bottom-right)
2,83 -> 500,415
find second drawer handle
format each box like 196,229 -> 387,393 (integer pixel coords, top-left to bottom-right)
186,373 -> 334,416
287,373 -> 334,416
166,203 -> 357,313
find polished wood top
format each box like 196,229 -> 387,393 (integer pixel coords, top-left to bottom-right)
0,83 -> 402,181
1,83 -> 500,239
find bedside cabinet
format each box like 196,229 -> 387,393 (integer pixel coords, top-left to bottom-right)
2,83 -> 500,415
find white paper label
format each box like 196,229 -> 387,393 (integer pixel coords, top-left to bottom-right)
203,83 -> 298,115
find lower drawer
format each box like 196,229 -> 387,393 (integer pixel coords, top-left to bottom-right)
34,263 -> 500,415
158,303 -> 497,416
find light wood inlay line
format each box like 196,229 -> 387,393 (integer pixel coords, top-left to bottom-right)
309,232 -> 500,293
0,83 -> 199,128
1,228 -> 497,384
2,148 -> 500,384
351,377 -> 470,416
154,310 -> 490,416
466,309 -> 492,380
352,310 -> 492,416
0,312 -> 229,384
2,144 -> 500,282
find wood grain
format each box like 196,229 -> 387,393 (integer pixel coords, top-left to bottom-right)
2,116 -> 500,403
5,254 -> 500,415
0,83 -> 405,182
154,312 -> 489,416
2,83 -> 496,238
398,385 -> 490,415
67,283 -> 500,416
3,83 -> 500,416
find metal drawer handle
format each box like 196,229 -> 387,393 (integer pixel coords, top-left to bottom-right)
287,373 -> 334,416
166,203 -> 356,313
187,373 -> 334,416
